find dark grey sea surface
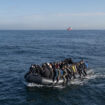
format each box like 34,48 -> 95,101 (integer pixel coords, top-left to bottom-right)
0,30 -> 105,105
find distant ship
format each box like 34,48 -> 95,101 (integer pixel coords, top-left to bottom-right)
67,27 -> 72,31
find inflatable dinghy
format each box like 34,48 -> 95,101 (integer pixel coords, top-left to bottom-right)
24,69 -> 93,87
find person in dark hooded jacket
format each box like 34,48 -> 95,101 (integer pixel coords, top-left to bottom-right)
41,63 -> 51,79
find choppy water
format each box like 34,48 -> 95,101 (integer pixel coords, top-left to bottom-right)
0,30 -> 105,105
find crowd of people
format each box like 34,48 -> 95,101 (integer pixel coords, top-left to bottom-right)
25,58 -> 88,84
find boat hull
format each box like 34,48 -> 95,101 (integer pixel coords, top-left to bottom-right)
25,73 -> 63,85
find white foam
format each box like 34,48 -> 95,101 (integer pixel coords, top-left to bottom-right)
27,83 -> 44,87
26,82 -> 65,89
69,69 -> 105,86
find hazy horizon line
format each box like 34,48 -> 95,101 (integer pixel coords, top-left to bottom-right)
0,29 -> 105,31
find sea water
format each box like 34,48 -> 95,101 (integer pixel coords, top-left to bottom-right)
0,30 -> 105,105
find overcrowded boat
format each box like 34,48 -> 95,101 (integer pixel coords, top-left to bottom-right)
24,58 -> 88,86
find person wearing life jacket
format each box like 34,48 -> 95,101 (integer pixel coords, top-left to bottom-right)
71,64 -> 77,79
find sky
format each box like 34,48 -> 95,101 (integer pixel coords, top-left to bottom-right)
0,0 -> 105,30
